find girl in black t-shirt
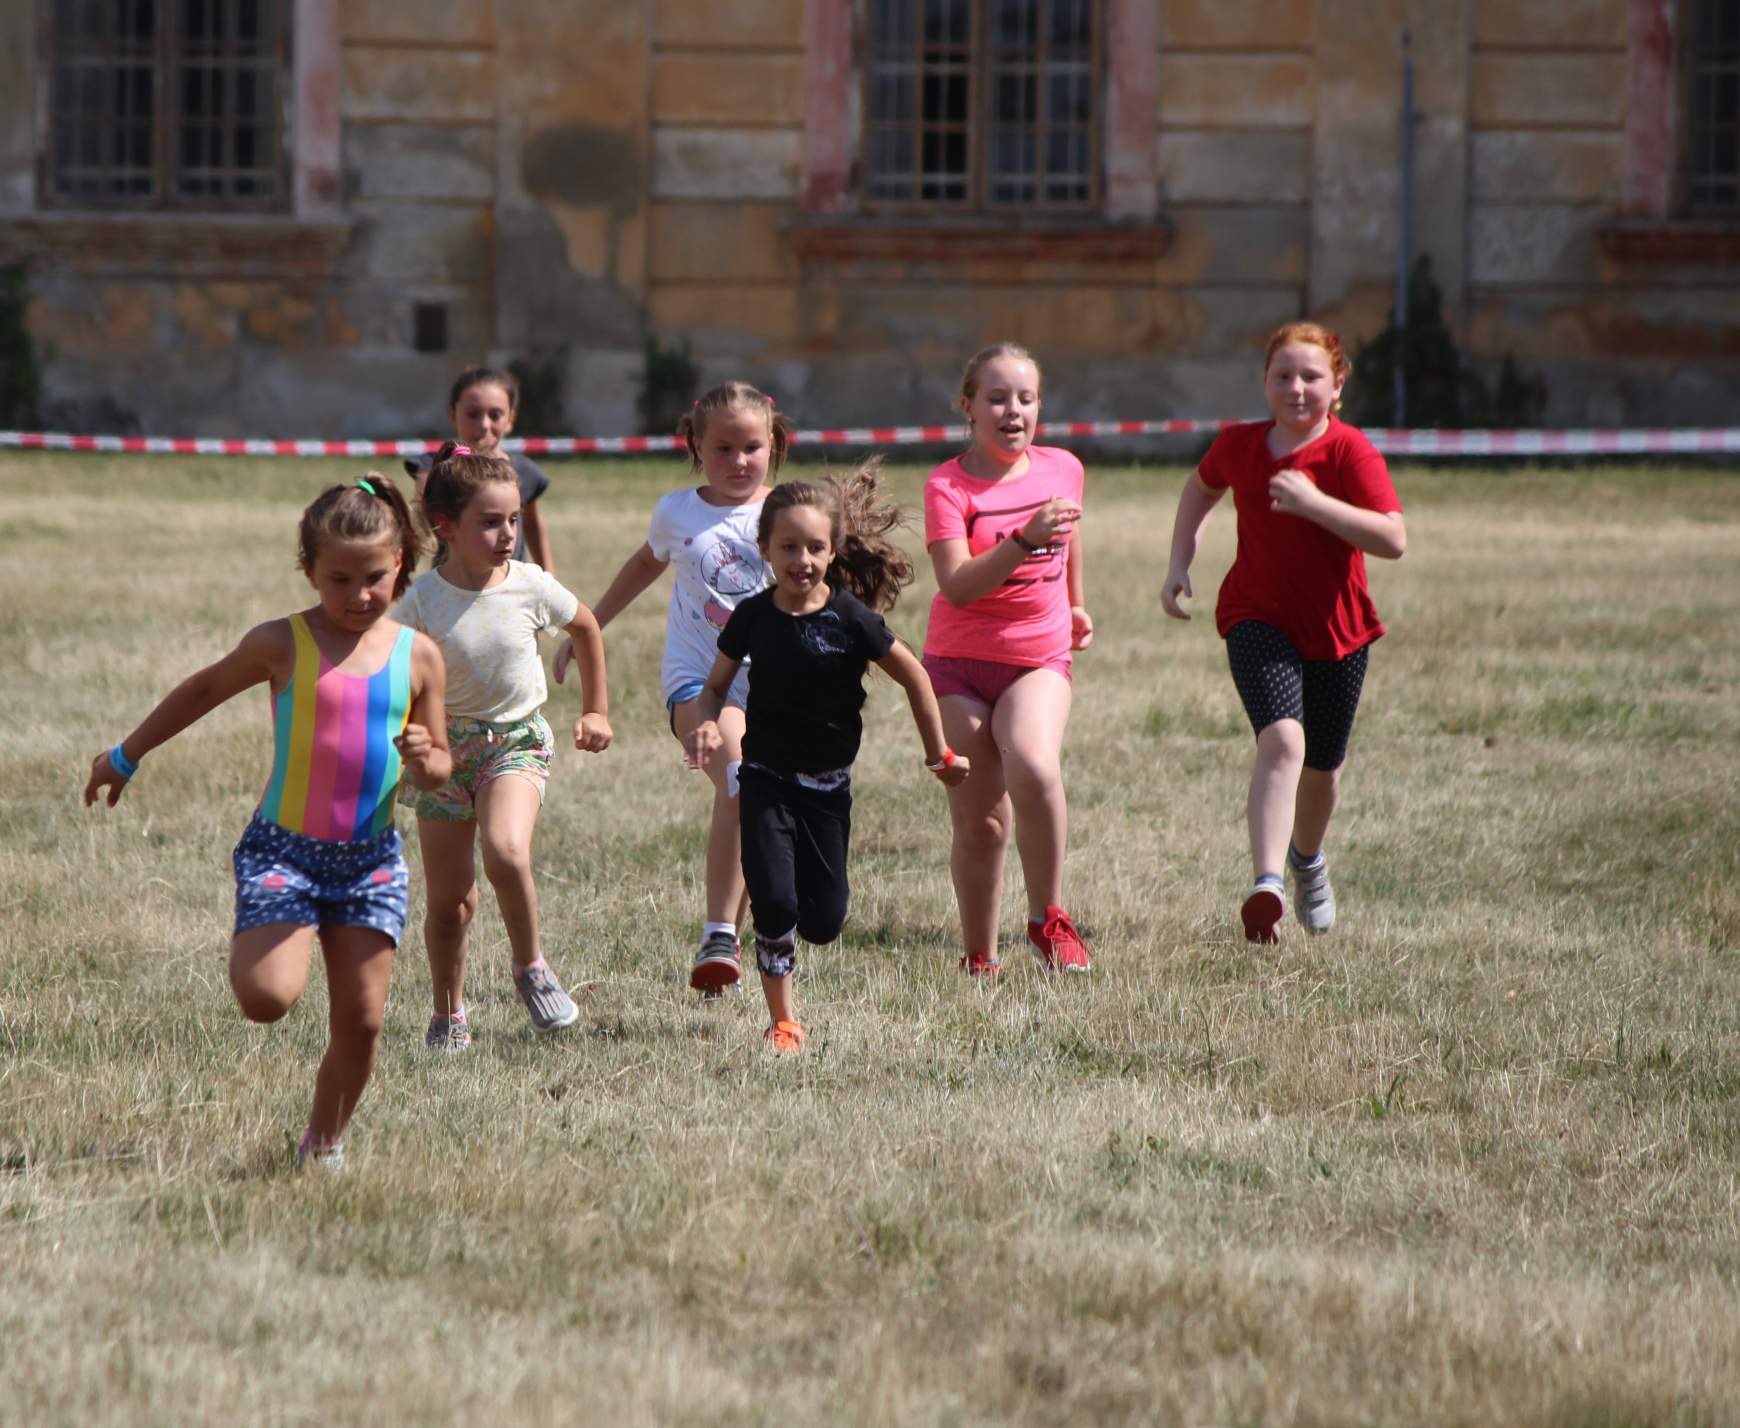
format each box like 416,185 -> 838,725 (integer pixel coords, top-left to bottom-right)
685,463 -> 970,1054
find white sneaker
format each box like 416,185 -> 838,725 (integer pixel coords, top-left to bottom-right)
1289,847 -> 1336,934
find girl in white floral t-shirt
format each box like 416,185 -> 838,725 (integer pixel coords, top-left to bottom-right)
396,441 -> 612,1050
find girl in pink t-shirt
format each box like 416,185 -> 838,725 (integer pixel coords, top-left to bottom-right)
922,343 -> 1095,976
1161,322 -> 1407,945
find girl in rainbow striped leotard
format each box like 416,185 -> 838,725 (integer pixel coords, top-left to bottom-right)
85,476 -> 452,1173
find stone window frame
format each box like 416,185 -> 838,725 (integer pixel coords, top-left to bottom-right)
1602,0 -> 1740,262
38,0 -> 295,212
793,0 -> 1168,264
7,0 -> 346,277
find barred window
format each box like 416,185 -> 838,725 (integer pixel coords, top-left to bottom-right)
44,0 -> 290,209
864,0 -> 1100,210
1686,0 -> 1740,210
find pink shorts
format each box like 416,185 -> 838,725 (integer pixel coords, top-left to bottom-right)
921,651 -> 1071,708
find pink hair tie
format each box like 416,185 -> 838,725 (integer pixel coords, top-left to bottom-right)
451,444 -> 472,456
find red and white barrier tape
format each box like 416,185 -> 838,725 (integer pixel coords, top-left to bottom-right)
3,421 -> 1739,458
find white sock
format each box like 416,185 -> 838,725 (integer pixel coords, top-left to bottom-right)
702,920 -> 737,941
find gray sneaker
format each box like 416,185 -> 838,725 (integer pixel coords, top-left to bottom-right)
689,929 -> 743,997
1289,847 -> 1336,934
425,1012 -> 472,1053
513,961 -> 579,1033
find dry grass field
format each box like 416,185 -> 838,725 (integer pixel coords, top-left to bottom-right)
1,452 -> 1737,1427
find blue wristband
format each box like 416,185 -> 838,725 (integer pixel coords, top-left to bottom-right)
109,743 -> 139,780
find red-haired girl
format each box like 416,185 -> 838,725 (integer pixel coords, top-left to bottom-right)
1162,322 -> 1407,944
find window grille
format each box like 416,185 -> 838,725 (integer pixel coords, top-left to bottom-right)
1687,0 -> 1740,210
45,0 -> 289,209
864,0 -> 1100,210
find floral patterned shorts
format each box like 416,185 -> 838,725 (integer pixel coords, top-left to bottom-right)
401,713 -> 554,823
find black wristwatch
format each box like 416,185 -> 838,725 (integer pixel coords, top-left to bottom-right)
1010,531 -> 1040,554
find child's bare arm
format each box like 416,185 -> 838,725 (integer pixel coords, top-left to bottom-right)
84,622 -> 285,807
682,652 -> 742,769
1162,469 -> 1225,620
521,497 -> 555,573
399,632 -> 452,790
930,496 -> 1080,608
1268,471 -> 1407,558
562,604 -> 613,752
554,542 -> 668,684
876,640 -> 970,786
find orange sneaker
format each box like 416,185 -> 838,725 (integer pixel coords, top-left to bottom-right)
763,1019 -> 807,1055
960,951 -> 1003,976
1028,905 -> 1093,973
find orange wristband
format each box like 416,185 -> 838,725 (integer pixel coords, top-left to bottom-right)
925,748 -> 957,774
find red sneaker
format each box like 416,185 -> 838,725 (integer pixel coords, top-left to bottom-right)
1241,881 -> 1285,945
762,1019 -> 807,1055
1028,905 -> 1092,973
959,951 -> 1003,977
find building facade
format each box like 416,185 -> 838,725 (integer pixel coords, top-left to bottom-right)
0,0 -> 1733,438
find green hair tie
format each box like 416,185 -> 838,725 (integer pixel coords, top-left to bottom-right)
357,478 -> 379,496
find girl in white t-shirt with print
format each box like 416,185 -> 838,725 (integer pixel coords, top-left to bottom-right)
557,381 -> 784,995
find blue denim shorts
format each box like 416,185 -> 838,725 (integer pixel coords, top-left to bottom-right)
666,667 -> 751,735
232,814 -> 408,941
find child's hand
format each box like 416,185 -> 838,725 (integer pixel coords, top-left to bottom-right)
574,712 -> 613,753
83,750 -> 129,808
551,639 -> 574,685
1070,605 -> 1094,650
685,721 -> 722,769
935,754 -> 970,787
1268,469 -> 1320,516
1161,569 -> 1193,620
395,723 -> 438,778
1018,498 -> 1082,548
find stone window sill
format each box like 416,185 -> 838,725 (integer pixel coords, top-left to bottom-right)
1597,219 -> 1740,265
784,218 -> 1172,278
0,211 -> 356,279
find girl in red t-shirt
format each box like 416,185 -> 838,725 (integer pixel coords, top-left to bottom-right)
923,343 -> 1095,976
1161,322 -> 1407,944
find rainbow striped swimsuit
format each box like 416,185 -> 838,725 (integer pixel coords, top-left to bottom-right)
257,614 -> 414,841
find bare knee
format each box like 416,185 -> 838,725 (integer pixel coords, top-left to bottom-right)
231,975 -> 294,1024
480,832 -> 533,887
1256,720 -> 1306,767
1000,747 -> 1062,802
955,807 -> 1010,856
426,885 -> 478,936
331,1002 -> 386,1050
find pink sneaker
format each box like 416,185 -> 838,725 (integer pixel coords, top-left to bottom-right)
1028,906 -> 1092,973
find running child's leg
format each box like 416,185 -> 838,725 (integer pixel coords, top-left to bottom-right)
673,696 -> 749,992
991,669 -> 1091,971
1293,645 -> 1369,858
229,923 -> 319,1023
305,924 -> 394,1145
1292,765 -> 1340,859
988,668 -> 1072,921
791,785 -> 851,947
1227,621 -> 1310,943
475,773 -> 578,1032
671,697 -> 749,926
1248,720 -> 1306,879
939,694 -> 1010,969
738,766 -> 804,1051
417,817 -> 479,1018
475,773 -> 544,969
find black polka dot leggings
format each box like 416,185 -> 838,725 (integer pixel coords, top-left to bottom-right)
1224,621 -> 1370,772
